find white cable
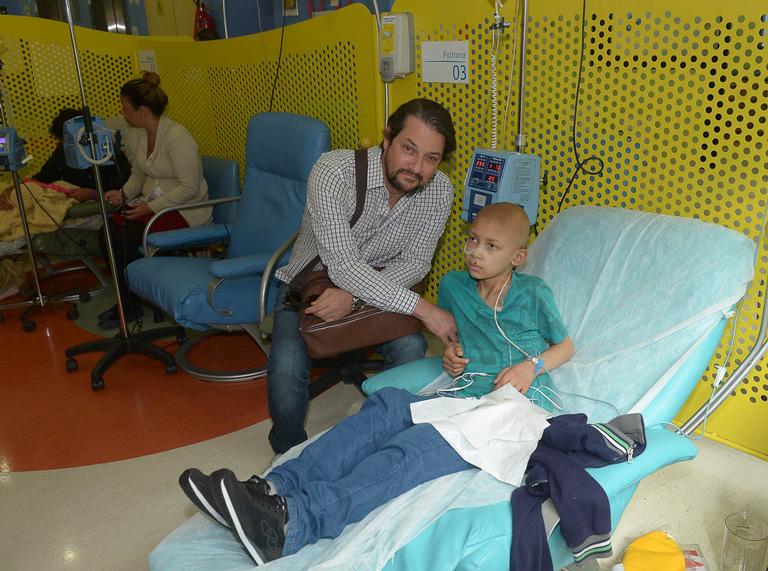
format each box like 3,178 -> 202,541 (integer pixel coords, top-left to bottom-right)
255,0 -> 262,33
502,0 -> 521,148
75,126 -> 112,166
491,49 -> 498,149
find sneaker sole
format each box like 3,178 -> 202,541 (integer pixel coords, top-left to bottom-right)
219,477 -> 272,566
179,469 -> 229,528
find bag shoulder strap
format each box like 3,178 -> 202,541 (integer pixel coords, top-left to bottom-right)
350,147 -> 368,227
292,148 -> 369,285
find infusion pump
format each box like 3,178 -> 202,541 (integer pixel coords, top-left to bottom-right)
461,148 -> 541,225
0,127 -> 27,172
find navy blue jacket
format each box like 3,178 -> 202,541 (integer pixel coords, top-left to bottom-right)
511,413 -> 646,571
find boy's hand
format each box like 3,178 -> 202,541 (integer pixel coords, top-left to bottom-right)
493,361 -> 536,393
443,342 -> 468,376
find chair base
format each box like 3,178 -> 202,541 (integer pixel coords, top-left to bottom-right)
0,291 -> 79,332
38,255 -> 112,302
175,330 -> 269,383
64,326 -> 184,390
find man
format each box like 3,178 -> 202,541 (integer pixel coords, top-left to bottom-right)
268,98 -> 458,454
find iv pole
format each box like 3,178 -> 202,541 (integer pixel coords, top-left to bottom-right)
61,0 -> 178,390
0,63 -> 79,331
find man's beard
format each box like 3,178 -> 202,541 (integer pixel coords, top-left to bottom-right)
385,167 -> 425,194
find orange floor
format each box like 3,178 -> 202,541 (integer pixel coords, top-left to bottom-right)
0,274 -> 271,472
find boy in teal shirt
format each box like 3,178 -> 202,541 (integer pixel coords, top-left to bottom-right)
178,203 -> 573,565
440,202 -> 573,398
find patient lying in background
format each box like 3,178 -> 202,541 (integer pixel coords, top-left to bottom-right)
176,203 -> 574,565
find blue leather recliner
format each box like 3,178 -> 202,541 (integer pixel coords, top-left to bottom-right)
126,113 -> 330,381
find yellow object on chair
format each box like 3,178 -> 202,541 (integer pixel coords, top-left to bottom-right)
621,530 -> 685,571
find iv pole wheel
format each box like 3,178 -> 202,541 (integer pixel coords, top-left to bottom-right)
165,362 -> 178,374
65,358 -> 79,372
91,370 -> 105,390
79,292 -> 91,303
66,308 -> 79,320
22,319 -> 36,332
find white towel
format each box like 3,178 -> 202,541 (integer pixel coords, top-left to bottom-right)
410,384 -> 551,485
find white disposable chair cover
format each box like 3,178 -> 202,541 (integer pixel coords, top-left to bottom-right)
150,206 -> 755,570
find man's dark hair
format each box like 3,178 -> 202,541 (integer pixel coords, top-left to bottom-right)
384,98 -> 456,160
49,108 -> 81,140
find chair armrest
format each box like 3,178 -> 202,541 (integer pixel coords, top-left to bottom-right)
208,253 -> 273,279
145,224 -> 233,252
258,232 -> 298,323
142,196 -> 240,256
362,356 -> 444,395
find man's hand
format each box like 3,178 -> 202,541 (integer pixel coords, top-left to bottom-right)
443,342 -> 468,376
493,361 -> 536,393
304,287 -> 354,322
413,298 -> 458,344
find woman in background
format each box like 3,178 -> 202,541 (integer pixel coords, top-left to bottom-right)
98,71 -> 211,330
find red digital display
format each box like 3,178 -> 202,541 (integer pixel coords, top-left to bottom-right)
489,162 -> 502,172
485,174 -> 498,183
474,158 -> 487,168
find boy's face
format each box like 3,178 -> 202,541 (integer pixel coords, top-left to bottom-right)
464,215 -> 528,280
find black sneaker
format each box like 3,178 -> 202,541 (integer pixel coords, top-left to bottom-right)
97,304 -> 144,330
214,469 -> 288,565
178,468 -> 274,529
97,304 -> 119,322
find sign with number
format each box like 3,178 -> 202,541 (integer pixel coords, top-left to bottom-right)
421,41 -> 469,84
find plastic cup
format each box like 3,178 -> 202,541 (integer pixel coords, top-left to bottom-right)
721,511 -> 768,571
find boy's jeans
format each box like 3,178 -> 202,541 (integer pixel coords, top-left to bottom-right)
267,283 -> 428,453
268,387 -> 474,555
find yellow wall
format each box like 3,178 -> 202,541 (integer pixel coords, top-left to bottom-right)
390,0 -> 768,459
0,0 -> 766,459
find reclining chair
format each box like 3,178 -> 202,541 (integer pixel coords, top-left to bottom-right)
149,205 -> 756,570
127,113 -> 330,382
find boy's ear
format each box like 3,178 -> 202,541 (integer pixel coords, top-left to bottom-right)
513,248 -> 528,267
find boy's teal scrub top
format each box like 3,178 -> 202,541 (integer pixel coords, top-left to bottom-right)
437,270 -> 569,397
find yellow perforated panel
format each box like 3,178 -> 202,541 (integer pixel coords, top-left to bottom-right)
140,5 -> 379,174
0,20 -> 134,181
1,3 -> 766,457
391,0 -> 768,458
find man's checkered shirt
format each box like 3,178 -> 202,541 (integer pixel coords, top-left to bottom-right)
275,146 -> 454,315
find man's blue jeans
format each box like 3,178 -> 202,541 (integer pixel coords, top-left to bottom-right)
267,283 -> 428,454
267,387 -> 475,555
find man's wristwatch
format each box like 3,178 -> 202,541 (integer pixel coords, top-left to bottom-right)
351,296 -> 366,311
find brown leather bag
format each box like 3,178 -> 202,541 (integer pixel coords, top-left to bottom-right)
288,148 -> 423,359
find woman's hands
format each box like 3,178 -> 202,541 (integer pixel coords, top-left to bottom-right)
104,189 -> 124,207
443,342 -> 469,376
103,190 -> 152,220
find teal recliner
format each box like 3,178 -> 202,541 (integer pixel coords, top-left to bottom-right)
148,206 -> 755,570
127,112 -> 330,381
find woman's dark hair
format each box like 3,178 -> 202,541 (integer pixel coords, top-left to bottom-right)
49,108 -> 81,140
384,98 -> 456,160
120,71 -> 169,116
